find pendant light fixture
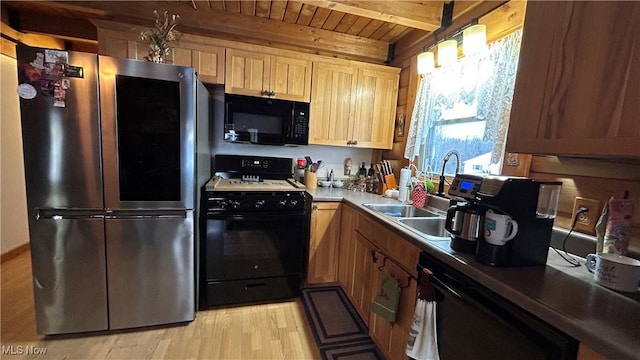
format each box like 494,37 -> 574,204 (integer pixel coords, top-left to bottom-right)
417,51 -> 435,75
437,39 -> 458,67
463,24 -> 487,56
415,19 -> 487,73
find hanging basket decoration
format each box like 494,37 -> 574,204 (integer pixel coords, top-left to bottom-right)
140,10 -> 180,63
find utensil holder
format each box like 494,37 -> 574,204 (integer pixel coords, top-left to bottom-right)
304,170 -> 317,189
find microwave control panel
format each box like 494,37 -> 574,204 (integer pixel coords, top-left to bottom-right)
290,110 -> 308,140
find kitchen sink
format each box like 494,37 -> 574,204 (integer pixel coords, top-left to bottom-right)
397,218 -> 450,241
363,204 -> 442,218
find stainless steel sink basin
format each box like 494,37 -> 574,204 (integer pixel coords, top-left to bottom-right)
363,204 -> 441,218
397,218 -> 450,241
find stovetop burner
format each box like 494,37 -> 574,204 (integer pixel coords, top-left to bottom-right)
204,177 -> 306,192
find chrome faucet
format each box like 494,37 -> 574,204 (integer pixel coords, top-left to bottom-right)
437,150 -> 460,196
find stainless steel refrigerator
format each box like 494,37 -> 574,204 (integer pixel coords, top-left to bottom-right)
16,45 -> 210,335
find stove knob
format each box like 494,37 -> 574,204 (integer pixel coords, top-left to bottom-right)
218,201 -> 227,209
230,201 -> 241,210
255,200 -> 265,209
277,200 -> 287,209
288,199 -> 299,208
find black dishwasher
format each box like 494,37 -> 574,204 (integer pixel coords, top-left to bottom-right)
418,252 -> 578,360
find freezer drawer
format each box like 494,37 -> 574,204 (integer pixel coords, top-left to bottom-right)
29,215 -> 108,335
105,210 -> 195,329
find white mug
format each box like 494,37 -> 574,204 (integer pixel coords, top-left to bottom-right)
484,209 -> 518,245
586,253 -> 640,293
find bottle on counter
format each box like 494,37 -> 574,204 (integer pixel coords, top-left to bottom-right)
358,162 -> 367,177
367,163 -> 375,178
328,169 -> 334,182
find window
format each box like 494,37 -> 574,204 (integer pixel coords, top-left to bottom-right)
405,30 -> 523,180
420,58 -> 497,176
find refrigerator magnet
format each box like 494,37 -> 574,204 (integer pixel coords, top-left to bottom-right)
53,88 -> 66,108
17,83 -> 37,100
45,49 -> 68,64
22,63 -> 42,82
62,64 -> 84,78
29,52 -> 46,69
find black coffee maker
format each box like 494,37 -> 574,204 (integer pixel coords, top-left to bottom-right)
448,174 -> 562,267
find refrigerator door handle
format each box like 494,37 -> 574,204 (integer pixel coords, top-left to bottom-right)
36,208 -> 105,219
105,209 -> 187,219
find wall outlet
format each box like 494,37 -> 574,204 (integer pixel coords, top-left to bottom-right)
571,197 -> 602,235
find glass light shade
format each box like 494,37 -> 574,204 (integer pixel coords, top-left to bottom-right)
417,51 -> 435,74
437,40 -> 458,66
463,24 -> 487,56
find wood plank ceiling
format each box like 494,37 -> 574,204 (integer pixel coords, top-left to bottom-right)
2,1 -> 491,64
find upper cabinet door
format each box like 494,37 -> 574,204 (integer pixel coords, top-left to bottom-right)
270,56 -> 312,102
309,63 -> 399,149
309,62 -> 357,146
352,68 -> 399,149
225,49 -> 311,101
506,1 -> 640,157
225,49 -> 271,97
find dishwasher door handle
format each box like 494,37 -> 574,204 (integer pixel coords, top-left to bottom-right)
431,275 -> 463,299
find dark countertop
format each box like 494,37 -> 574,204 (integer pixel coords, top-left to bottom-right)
306,187 -> 640,360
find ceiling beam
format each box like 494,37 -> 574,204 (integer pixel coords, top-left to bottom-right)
26,1 -> 390,63
303,0 -> 444,31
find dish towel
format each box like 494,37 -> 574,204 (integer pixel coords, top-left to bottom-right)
406,269 -> 440,360
371,272 -> 401,323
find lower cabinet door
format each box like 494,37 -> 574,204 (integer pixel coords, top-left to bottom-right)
369,256 -> 417,360
308,202 -> 341,284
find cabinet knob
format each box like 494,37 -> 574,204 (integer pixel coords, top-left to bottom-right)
261,90 -> 269,96
352,140 -> 358,145
347,140 -> 353,146
312,205 -> 318,210
269,91 -> 275,97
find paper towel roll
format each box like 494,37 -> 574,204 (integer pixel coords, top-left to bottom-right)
398,168 -> 411,203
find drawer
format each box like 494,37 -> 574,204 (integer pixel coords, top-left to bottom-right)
355,212 -> 419,274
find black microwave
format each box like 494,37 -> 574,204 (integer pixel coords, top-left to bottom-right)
224,94 -> 309,146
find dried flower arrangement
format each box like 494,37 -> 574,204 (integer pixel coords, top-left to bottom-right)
140,10 -> 181,63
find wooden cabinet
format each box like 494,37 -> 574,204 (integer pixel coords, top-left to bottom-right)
337,204 -> 357,293
307,202 -> 341,284
309,62 -> 358,147
171,45 -> 225,84
351,232 -> 378,326
506,1 -> 640,157
369,257 -> 417,360
225,48 -> 312,102
352,68 -> 400,149
309,62 -> 399,149
336,209 -> 420,359
96,22 -> 225,84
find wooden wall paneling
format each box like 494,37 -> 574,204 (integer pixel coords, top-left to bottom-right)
481,0 -> 527,42
501,153 -> 532,177
83,1 -> 391,63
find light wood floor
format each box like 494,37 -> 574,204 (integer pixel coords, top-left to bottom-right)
1,251 -> 321,359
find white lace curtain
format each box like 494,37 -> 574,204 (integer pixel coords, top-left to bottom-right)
404,29 -> 523,164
